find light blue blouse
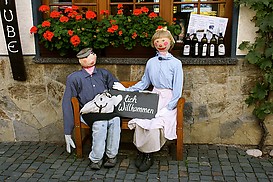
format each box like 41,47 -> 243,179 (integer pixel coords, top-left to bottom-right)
126,52 -> 183,110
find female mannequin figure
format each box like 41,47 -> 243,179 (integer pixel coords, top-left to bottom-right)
113,27 -> 184,172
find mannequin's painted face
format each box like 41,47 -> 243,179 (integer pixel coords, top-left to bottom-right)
79,52 -> 97,67
153,37 -> 171,53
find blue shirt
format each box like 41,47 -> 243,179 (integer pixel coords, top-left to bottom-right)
62,67 -> 118,135
126,52 -> 183,110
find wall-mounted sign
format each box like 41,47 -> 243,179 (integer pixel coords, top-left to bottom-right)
0,0 -> 26,81
110,90 -> 159,119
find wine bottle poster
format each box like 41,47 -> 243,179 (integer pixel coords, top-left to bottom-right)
187,14 -> 228,41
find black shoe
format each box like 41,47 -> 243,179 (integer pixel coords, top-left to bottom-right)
89,160 -> 103,170
135,151 -> 144,168
138,153 -> 154,172
104,156 -> 117,168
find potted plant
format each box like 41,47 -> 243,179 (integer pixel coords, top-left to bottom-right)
30,4 -> 181,57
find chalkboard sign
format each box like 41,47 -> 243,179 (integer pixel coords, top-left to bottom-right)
110,90 -> 159,119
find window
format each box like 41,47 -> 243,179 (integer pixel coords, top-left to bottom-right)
172,0 -> 233,56
42,0 -> 97,15
110,0 -> 160,15
40,0 -> 234,56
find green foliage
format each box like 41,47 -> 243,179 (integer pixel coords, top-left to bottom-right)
236,0 -> 273,119
94,11 -> 180,50
253,101 -> 273,120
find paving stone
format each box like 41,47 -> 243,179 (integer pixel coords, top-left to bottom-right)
211,165 -> 222,172
27,177 -> 41,182
102,177 -> 114,182
200,170 -> 212,176
253,167 -> 266,173
242,166 -> 254,172
165,179 -> 177,182
245,172 -> 256,178
158,176 -> 168,181
236,176 -> 249,182
255,172 -> 269,179
69,175 -> 80,181
224,176 -> 236,181
232,165 -> 243,172
179,177 -> 189,181
235,172 -> 246,177
221,165 -> 233,171
188,173 -> 200,181
222,170 -> 235,176
246,177 -> 258,182
31,173 -> 43,178
188,167 -> 200,173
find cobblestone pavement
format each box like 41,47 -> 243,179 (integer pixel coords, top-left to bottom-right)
0,142 -> 273,182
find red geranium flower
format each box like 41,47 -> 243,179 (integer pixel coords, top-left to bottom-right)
117,4 -> 123,9
39,5 -> 50,12
148,12 -> 158,18
70,35 -> 81,47
68,11 -> 78,18
67,30 -> 74,36
100,10 -> 109,15
117,9 -> 123,15
60,16 -> 69,23
71,5 -> 79,11
107,25 -> 118,33
75,15 -> 82,20
50,11 -> 61,18
157,25 -> 163,30
118,30 -> 123,36
43,30 -> 54,41
133,9 -> 142,16
65,7 -> 73,13
42,21 -> 51,27
30,26 -> 38,34
141,6 -> 149,13
86,10 -> 96,19
132,32 -> 137,39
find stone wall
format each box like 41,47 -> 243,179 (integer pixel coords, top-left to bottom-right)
0,56 -> 270,146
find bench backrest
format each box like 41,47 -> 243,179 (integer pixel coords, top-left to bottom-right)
120,81 -> 138,88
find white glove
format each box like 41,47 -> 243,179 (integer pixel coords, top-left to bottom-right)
113,82 -> 126,91
65,135 -> 76,153
155,107 -> 169,118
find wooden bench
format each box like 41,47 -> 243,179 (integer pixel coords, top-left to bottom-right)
71,81 -> 185,160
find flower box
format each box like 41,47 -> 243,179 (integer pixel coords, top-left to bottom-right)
39,43 -> 77,58
102,45 -> 155,58
39,43 -> 183,58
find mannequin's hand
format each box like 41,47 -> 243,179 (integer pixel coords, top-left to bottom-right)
64,135 -> 76,153
155,107 -> 169,117
113,82 -> 126,91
